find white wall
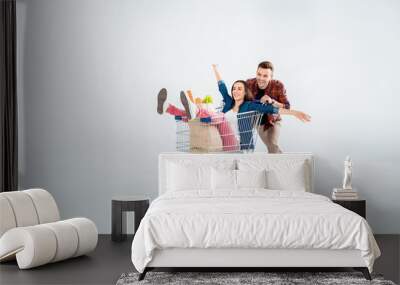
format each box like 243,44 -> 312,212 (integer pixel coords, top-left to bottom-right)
16,0 -> 400,233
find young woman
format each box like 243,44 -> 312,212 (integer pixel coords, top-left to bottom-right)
211,64 -> 311,149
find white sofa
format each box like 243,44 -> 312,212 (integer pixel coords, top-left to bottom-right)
0,188 -> 98,269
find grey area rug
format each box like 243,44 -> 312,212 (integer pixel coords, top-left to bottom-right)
116,272 -> 396,285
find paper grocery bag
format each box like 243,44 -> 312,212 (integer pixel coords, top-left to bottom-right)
188,120 -> 223,153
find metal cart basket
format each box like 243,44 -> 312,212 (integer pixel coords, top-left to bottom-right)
175,111 -> 263,153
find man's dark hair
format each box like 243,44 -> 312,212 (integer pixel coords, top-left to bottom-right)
257,61 -> 274,72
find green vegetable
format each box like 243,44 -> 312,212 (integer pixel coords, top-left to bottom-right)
202,95 -> 213,104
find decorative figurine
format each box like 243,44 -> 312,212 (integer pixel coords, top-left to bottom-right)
342,156 -> 353,190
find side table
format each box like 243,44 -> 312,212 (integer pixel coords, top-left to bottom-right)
111,196 -> 150,242
332,199 -> 366,219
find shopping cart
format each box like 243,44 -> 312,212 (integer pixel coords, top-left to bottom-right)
175,111 -> 263,153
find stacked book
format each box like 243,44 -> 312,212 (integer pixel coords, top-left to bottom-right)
332,188 -> 359,200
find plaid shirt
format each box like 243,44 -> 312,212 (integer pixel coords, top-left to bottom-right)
246,78 -> 290,129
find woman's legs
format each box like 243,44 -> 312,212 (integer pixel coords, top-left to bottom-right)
157,89 -> 238,151
211,113 -> 239,151
165,104 -> 187,117
157,88 -> 189,119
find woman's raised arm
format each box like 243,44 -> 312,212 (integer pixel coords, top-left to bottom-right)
212,64 -> 222,81
212,64 -> 232,106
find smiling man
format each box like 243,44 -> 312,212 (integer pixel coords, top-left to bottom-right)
246,61 -> 290,153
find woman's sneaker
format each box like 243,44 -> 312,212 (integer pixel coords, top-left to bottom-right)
180,91 -> 192,120
157,88 -> 167,114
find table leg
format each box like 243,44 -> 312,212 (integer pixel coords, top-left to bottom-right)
112,201 -> 127,241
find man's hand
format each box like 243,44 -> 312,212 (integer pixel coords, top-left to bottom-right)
294,111 -> 311,122
260,95 -> 273,104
